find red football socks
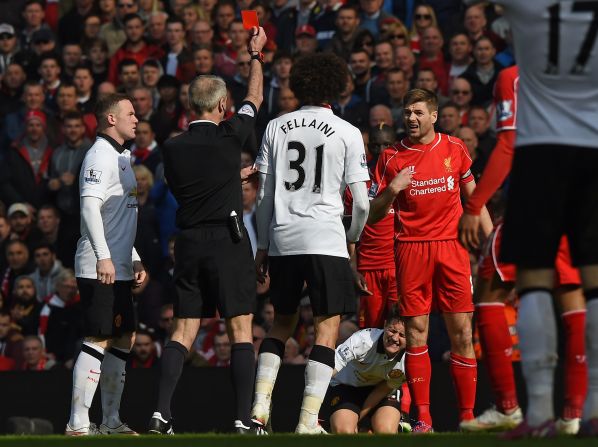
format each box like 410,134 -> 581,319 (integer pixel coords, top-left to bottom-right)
562,310 -> 587,419
476,303 -> 519,413
406,345 -> 432,425
449,352 -> 477,421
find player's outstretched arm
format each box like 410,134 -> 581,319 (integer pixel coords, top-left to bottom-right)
243,26 -> 267,111
346,182 -> 369,243
359,382 -> 394,422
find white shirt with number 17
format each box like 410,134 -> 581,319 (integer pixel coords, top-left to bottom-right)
256,106 -> 369,258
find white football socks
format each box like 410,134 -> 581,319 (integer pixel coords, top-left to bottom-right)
69,342 -> 104,429
297,359 -> 333,429
517,290 -> 558,426
252,352 -> 282,424
100,347 -> 129,428
583,299 -> 598,420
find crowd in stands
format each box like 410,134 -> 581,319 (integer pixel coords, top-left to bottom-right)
0,0 -> 514,372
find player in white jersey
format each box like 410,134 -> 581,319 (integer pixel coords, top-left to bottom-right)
466,0 -> 598,438
66,94 -> 145,436
251,53 -> 371,434
322,308 -> 408,434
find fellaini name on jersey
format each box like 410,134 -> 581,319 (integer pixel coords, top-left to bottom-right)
279,117 -> 335,137
409,176 -> 455,196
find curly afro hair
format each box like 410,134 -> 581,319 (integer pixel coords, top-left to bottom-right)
289,53 -> 349,105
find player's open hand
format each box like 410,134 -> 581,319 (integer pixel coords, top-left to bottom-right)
241,165 -> 258,185
248,26 -> 267,53
459,212 -> 481,251
133,260 -> 147,288
353,270 -> 372,296
97,258 -> 116,284
389,169 -> 413,195
255,249 -> 269,284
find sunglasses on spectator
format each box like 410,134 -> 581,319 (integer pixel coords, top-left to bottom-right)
452,90 -> 471,95
415,14 -> 432,20
118,3 -> 135,8
390,34 -> 406,40
0,33 -> 14,40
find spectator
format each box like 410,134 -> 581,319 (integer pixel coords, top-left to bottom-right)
148,11 -> 169,46
141,59 -> 164,106
181,3 -> 204,34
100,0 -> 140,56
190,19 -> 214,51
132,119 -> 162,172
359,0 -> 396,40
30,28 -> 57,59
36,204 -> 76,268
217,21 -> 249,78
408,3 -> 438,54
19,0 -> 49,50
276,87 -> 299,116
62,43 -> 84,81
332,73 -> 369,130
133,270 -> 165,332
394,45 -> 416,86
55,83 -> 97,141
418,26 -> 448,96
58,0 -> 99,45
352,28 -> 375,57
153,74 -> 181,143
0,63 -> 27,121
456,126 -> 484,180
130,329 -> 160,368
0,310 -> 23,370
228,51 -> 251,109
73,65 -> 96,114
467,105 -> 496,163
1,112 -> 52,208
131,85 -> 157,121
0,216 -> 11,272
383,68 -> 408,132
447,32 -> 473,87
193,45 -> 216,76
81,14 -> 103,51
349,48 -> 378,105
325,5 -> 360,62
381,19 -> 410,51
212,0 -> 236,51
109,13 -> 164,86
161,17 -> 195,83
259,50 -> 292,127
86,38 -> 110,85
463,3 -> 504,53
416,68 -> 449,107
10,275 -> 41,335
450,77 -> 473,125
7,204 -> 43,254
99,0 -> 117,23
369,104 -> 393,128
38,52 -> 62,112
251,0 -> 278,45
210,331 -> 231,367
0,23 -> 19,76
294,25 -> 318,58
283,337 -> 305,364
96,81 -> 117,100
117,58 -> 141,93
241,178 -> 258,257
28,242 -> 64,302
307,0 -> 341,50
21,335 -> 56,370
462,36 -> 503,107
372,40 -> 394,85
1,240 -> 34,306
438,102 -> 461,136
176,82 -> 197,130
38,269 -> 82,365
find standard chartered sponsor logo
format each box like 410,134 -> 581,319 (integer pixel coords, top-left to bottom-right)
409,176 -> 454,196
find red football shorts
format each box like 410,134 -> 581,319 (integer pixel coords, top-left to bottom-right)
358,268 -> 398,328
478,224 -> 581,287
396,240 -> 473,317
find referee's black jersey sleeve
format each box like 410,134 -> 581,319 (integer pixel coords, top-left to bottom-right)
162,101 -> 258,229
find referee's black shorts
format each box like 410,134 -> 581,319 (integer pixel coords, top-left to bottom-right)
173,225 -> 255,319
501,144 -> 598,268
77,278 -> 136,337
269,254 -> 357,317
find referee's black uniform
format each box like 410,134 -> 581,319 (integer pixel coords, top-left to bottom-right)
162,102 -> 258,319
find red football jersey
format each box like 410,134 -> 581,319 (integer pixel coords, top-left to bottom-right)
372,133 -> 474,241
344,164 -> 395,270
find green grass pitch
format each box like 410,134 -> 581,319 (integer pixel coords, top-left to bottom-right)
0,434 -> 597,447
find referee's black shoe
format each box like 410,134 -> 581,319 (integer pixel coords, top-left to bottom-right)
234,419 -> 268,435
148,412 -> 174,435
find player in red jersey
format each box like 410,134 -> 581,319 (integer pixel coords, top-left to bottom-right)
369,88 -> 493,432
459,65 -> 587,435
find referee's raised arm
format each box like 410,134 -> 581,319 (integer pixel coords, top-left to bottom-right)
244,26 -> 267,111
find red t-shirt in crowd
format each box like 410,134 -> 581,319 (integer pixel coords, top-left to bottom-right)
372,133 -> 474,241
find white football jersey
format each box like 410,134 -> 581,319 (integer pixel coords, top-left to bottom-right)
75,136 -> 138,280
256,106 -> 369,257
492,0 -> 598,148
332,328 -> 406,389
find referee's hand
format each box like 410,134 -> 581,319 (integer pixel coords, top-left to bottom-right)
97,259 -> 116,285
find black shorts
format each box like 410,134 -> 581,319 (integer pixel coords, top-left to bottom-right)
269,254 -> 356,317
173,225 -> 255,319
501,145 -> 598,268
77,278 -> 136,337
321,384 -> 400,420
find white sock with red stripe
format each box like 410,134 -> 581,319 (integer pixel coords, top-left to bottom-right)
69,342 -> 104,430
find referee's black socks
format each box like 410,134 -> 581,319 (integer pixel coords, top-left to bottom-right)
231,342 -> 255,427
156,341 -> 188,420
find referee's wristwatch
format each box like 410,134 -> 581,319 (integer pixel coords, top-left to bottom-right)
249,51 -> 264,64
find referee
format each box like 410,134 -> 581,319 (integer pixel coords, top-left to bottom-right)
148,27 -> 267,435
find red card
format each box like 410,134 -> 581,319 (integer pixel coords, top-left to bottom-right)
241,10 -> 259,30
